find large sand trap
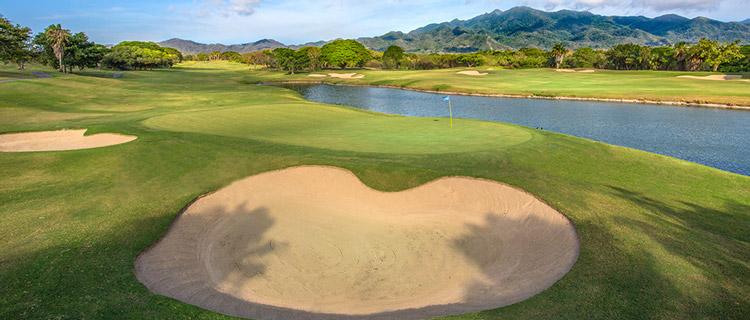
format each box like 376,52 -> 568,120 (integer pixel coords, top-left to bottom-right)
328,73 -> 365,79
677,75 -> 744,81
136,166 -> 578,320
0,129 -> 136,152
456,70 -> 488,76
307,73 -> 328,78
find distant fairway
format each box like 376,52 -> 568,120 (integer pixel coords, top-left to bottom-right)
0,62 -> 748,320
261,67 -> 750,107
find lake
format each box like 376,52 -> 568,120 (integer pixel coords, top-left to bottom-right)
281,84 -> 750,176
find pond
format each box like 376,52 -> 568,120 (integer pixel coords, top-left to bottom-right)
281,84 -> 750,176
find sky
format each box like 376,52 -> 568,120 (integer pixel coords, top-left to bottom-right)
1,0 -> 749,45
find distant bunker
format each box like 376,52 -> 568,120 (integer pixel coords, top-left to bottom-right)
136,166 -> 579,320
457,70 -> 488,76
0,129 -> 136,152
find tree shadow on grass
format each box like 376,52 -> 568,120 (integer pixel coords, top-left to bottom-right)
607,186 -> 749,242
603,185 -> 750,319
458,217 -> 693,320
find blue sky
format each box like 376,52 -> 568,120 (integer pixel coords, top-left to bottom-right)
1,0 -> 748,45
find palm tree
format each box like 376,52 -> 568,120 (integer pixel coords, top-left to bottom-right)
551,43 -> 568,69
45,24 -> 70,73
673,42 -> 689,71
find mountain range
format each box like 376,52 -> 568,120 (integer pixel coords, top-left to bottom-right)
160,6 -> 750,54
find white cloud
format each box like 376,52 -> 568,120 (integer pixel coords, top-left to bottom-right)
229,0 -> 262,16
186,0 -> 262,17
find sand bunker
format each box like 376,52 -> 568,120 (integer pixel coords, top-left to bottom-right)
0,129 -> 136,152
555,69 -> 595,73
328,73 -> 365,79
136,166 -> 578,320
677,75 -> 745,81
456,70 -> 488,76
307,74 -> 328,78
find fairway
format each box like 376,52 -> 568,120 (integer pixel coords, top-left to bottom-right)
261,68 -> 750,107
1,62 -> 749,320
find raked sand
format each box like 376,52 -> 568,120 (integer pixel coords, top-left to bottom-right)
677,75 -> 745,81
0,129 -> 136,152
456,70 -> 488,76
136,166 -> 579,320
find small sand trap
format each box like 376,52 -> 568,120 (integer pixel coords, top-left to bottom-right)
136,166 -> 579,320
677,75 -> 744,81
555,69 -> 595,73
307,74 -> 328,78
456,70 -> 488,76
0,129 -> 136,152
328,73 -> 365,79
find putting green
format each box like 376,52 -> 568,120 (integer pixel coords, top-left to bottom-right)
144,102 -> 532,154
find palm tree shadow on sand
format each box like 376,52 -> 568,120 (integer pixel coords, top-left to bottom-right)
137,202 -> 578,320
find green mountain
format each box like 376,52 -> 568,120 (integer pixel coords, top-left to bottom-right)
161,7 -> 750,54
357,7 -> 750,52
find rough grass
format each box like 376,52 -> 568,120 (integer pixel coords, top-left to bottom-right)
0,61 -> 748,319
261,67 -> 750,106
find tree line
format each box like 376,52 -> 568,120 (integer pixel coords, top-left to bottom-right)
185,39 -> 371,73
1,17 -> 181,72
188,40 -> 750,74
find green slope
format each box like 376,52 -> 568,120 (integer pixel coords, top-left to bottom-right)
0,62 -> 748,320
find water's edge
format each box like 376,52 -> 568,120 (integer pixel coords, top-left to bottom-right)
265,80 -> 750,111
274,82 -> 750,176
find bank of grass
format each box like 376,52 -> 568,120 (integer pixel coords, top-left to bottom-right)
0,61 -> 748,319
260,67 -> 750,107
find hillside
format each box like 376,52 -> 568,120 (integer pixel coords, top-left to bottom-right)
161,6 -> 750,53
159,38 -> 287,54
359,7 -> 750,52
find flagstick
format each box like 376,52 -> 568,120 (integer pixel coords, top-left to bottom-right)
448,99 -> 453,128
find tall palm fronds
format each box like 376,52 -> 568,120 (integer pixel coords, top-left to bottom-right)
45,24 -> 70,72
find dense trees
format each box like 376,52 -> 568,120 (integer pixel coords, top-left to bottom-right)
694,39 -> 742,72
566,47 -> 605,68
220,51 -> 242,63
298,47 -> 321,71
382,45 -> 404,69
33,25 -> 111,72
0,16 -> 33,69
320,39 -> 371,69
271,48 -> 306,74
64,32 -> 109,71
101,41 -> 179,70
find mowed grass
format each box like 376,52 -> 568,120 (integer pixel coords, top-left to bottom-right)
261,67 -> 750,106
144,103 -> 531,154
0,61 -> 748,319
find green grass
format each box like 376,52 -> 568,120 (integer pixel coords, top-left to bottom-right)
261,67 -> 750,106
1,61 -> 748,319
144,103 -> 531,154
